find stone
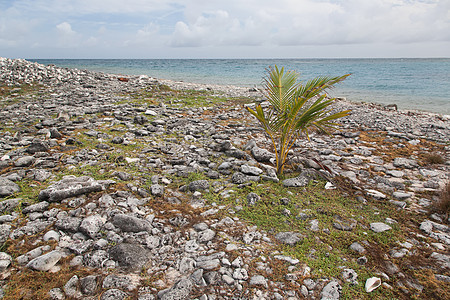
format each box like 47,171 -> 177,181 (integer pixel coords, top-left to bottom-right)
366,189 -> 386,199
101,289 -> 128,300
79,215 -> 104,238
233,268 -> 249,280
112,214 -> 152,232
80,275 -> 99,295
49,288 -> 65,300
108,243 -> 151,271
14,156 -> 35,167
321,280 -> 341,300
275,232 -> 303,246
349,242 -> 366,253
282,170 -> 318,188
241,164 -> 263,176
160,278 -> 193,300
0,198 -> 20,213
251,147 -> 274,162
249,275 -> 268,288
22,201 -> 49,214
151,184 -> 164,197
64,275 -> 82,298
0,178 -> 20,197
188,180 -> 210,191
0,252 -> 12,272
393,191 -> 412,200
26,140 -> 49,154
196,259 -> 220,270
247,192 -> 260,206
198,229 -> 216,243
393,158 -> 418,169
55,216 -> 82,232
26,250 -> 62,271
38,176 -> 104,202
0,224 -> 11,244
370,222 -> 392,233
342,268 -> 358,284
419,220 -> 433,234
102,274 -> 137,291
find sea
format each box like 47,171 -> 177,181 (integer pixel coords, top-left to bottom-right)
31,58 -> 450,115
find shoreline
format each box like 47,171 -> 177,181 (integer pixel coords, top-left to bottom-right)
29,57 -> 450,115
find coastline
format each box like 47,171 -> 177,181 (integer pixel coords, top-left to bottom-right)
0,57 -> 449,299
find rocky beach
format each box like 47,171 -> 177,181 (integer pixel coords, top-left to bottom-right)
0,57 -> 449,299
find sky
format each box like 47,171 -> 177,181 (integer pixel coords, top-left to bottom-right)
0,0 -> 449,59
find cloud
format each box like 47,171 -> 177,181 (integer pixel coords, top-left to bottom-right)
56,22 -> 81,47
1,0 -> 449,58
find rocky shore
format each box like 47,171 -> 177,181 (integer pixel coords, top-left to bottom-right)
0,57 -> 449,299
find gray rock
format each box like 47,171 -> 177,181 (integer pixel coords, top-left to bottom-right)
275,232 -> 303,246
282,170 -> 318,188
247,192 -> 260,206
370,222 -> 392,233
26,140 -> 49,154
22,201 -> 49,214
101,289 -> 128,300
83,250 -> 109,268
112,214 -> 152,233
102,274 -> 136,291
55,216 -> 82,232
38,176 -> 104,202
349,242 -> 366,253
0,178 -> 20,197
430,252 -> 450,269
198,229 -> 216,243
32,169 -> 52,182
48,288 -> 65,300
342,268 -> 358,284
393,157 -> 418,169
420,220 -> 433,234
320,280 -> 341,300
196,259 -> 220,270
188,180 -> 210,192
0,198 -> 20,213
231,172 -> 260,184
233,268 -> 249,280
26,250 -> 62,271
14,156 -> 35,167
151,184 -> 164,197
333,217 -> 357,231
80,275 -> 98,295
108,243 -> 151,271
241,164 -> 263,176
64,275 -> 82,298
160,278 -> 193,300
179,257 -> 196,274
251,147 -> 274,162
79,215 -> 104,238
249,275 -> 268,288
393,191 -> 412,200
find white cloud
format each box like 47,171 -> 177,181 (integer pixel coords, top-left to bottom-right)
56,22 -> 81,47
1,0 -> 449,58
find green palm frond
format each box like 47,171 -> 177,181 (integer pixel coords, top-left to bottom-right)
246,65 -> 350,174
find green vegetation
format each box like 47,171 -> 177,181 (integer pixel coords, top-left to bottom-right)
246,66 -> 350,174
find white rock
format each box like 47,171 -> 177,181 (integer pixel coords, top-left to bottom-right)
365,277 -> 381,292
26,250 -> 62,271
370,222 -> 392,233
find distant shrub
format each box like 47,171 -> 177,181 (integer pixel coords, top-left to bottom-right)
433,181 -> 450,216
423,153 -> 445,165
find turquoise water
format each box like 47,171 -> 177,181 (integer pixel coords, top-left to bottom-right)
32,58 -> 450,114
